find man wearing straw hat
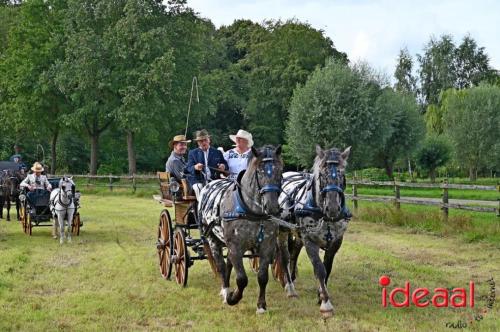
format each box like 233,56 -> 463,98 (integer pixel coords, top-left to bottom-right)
223,129 -> 254,180
20,162 -> 52,206
186,129 -> 228,198
165,134 -> 191,183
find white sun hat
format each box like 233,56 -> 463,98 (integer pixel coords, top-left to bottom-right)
229,129 -> 254,148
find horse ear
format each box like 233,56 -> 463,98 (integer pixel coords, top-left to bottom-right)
341,146 -> 351,161
315,145 -> 324,158
275,145 -> 282,156
251,146 -> 259,158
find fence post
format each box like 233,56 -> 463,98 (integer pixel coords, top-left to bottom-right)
394,179 -> 400,210
109,174 -> 113,192
497,181 -> 499,217
86,173 -> 91,189
442,178 -> 449,221
132,173 -> 137,193
352,171 -> 358,212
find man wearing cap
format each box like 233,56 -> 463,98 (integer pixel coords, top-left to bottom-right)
223,129 -> 254,180
165,134 -> 191,183
186,129 -> 228,197
20,162 -> 52,207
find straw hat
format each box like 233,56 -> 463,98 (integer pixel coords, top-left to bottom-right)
229,129 -> 253,148
193,129 -> 211,141
31,162 -> 44,172
169,134 -> 191,149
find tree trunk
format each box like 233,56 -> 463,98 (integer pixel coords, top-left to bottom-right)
90,134 -> 99,175
127,130 -> 136,175
429,168 -> 436,183
383,159 -> 393,179
50,131 -> 58,175
469,166 -> 477,181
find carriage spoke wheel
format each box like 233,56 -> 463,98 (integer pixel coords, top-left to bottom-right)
173,229 -> 189,287
19,205 -> 25,225
72,213 -> 81,236
26,212 -> 32,236
203,243 -> 218,277
157,210 -> 173,280
272,258 -> 286,288
249,252 -> 260,273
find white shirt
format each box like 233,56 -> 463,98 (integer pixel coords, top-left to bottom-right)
20,173 -> 52,191
224,148 -> 251,179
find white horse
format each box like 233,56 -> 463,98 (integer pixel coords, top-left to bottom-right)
50,177 -> 75,244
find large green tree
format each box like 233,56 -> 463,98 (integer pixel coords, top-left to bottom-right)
443,84 -> 500,180
286,59 -> 390,168
0,0 -> 69,173
374,89 -> 425,178
394,47 -> 417,96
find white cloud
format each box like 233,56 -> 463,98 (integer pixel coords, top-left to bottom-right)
186,0 -> 500,75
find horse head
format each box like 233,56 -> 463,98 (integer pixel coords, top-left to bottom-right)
313,145 -> 350,220
59,176 -> 74,200
246,145 -> 283,215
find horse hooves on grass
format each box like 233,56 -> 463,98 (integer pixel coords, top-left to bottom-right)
320,300 -> 334,318
320,310 -> 334,319
225,291 -> 240,306
256,308 -> 267,314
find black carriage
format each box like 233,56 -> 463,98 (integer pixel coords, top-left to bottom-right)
19,178 -> 82,236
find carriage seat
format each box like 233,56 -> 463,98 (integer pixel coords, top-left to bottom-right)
157,172 -> 196,202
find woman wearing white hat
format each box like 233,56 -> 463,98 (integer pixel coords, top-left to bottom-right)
223,129 -> 254,180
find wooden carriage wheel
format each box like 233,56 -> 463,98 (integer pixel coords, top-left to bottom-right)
19,205 -> 25,224
249,253 -> 260,273
71,213 -> 81,236
203,243 -> 218,277
173,228 -> 189,287
157,210 -> 173,280
26,212 -> 32,236
272,258 -> 286,288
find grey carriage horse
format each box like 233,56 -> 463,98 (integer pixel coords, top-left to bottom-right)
199,145 -> 283,314
278,145 -> 351,317
50,177 -> 75,244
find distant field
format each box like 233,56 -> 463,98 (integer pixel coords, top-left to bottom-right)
0,195 -> 498,331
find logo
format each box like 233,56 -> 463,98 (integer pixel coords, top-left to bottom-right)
379,275 -> 474,308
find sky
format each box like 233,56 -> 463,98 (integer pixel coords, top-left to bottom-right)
187,0 -> 500,77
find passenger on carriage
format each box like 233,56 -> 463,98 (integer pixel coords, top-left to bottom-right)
20,162 -> 52,206
223,129 -> 253,180
186,129 -> 228,199
165,134 -> 191,183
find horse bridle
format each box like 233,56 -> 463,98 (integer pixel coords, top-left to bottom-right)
317,156 -> 346,215
56,181 -> 74,208
254,148 -> 281,195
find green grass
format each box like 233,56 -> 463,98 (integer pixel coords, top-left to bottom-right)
0,195 -> 499,331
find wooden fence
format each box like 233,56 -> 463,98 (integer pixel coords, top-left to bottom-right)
348,179 -> 499,219
53,174 -> 499,217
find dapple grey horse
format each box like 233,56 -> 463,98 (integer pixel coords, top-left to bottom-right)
50,177 -> 75,244
199,145 -> 283,314
278,145 -> 351,317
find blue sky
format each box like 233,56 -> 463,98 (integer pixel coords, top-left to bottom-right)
188,0 -> 500,77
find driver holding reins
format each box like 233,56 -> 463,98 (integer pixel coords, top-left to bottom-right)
20,162 -> 52,205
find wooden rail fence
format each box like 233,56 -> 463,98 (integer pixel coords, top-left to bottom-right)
53,174 -> 499,217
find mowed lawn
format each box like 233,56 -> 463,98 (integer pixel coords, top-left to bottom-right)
0,195 -> 498,331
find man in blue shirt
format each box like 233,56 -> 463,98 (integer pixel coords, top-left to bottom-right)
186,129 -> 228,198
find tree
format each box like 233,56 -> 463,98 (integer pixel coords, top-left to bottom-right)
416,135 -> 451,182
286,59 -> 390,168
374,89 -> 425,178
56,0 -> 127,175
107,0 -> 175,174
244,20 -> 348,145
454,35 -> 493,89
443,84 -> 500,180
394,48 -> 417,96
0,0 -> 69,173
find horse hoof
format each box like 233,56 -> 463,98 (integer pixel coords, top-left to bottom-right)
219,288 -> 229,304
59,238 -> 64,245
256,308 -> 267,314
320,300 -> 334,318
285,283 -> 298,298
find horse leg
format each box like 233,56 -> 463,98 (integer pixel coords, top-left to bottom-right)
58,212 -> 65,244
209,238 -> 229,303
304,239 -> 333,317
289,236 -> 303,282
0,196 -> 3,219
226,246 -> 247,306
323,237 -> 343,287
66,209 -> 74,243
6,196 -> 11,221
16,197 -> 20,221
278,230 -> 298,298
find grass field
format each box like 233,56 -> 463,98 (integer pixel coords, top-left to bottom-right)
0,195 -> 498,331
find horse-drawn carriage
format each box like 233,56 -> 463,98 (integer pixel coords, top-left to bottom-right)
19,177 -> 82,237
